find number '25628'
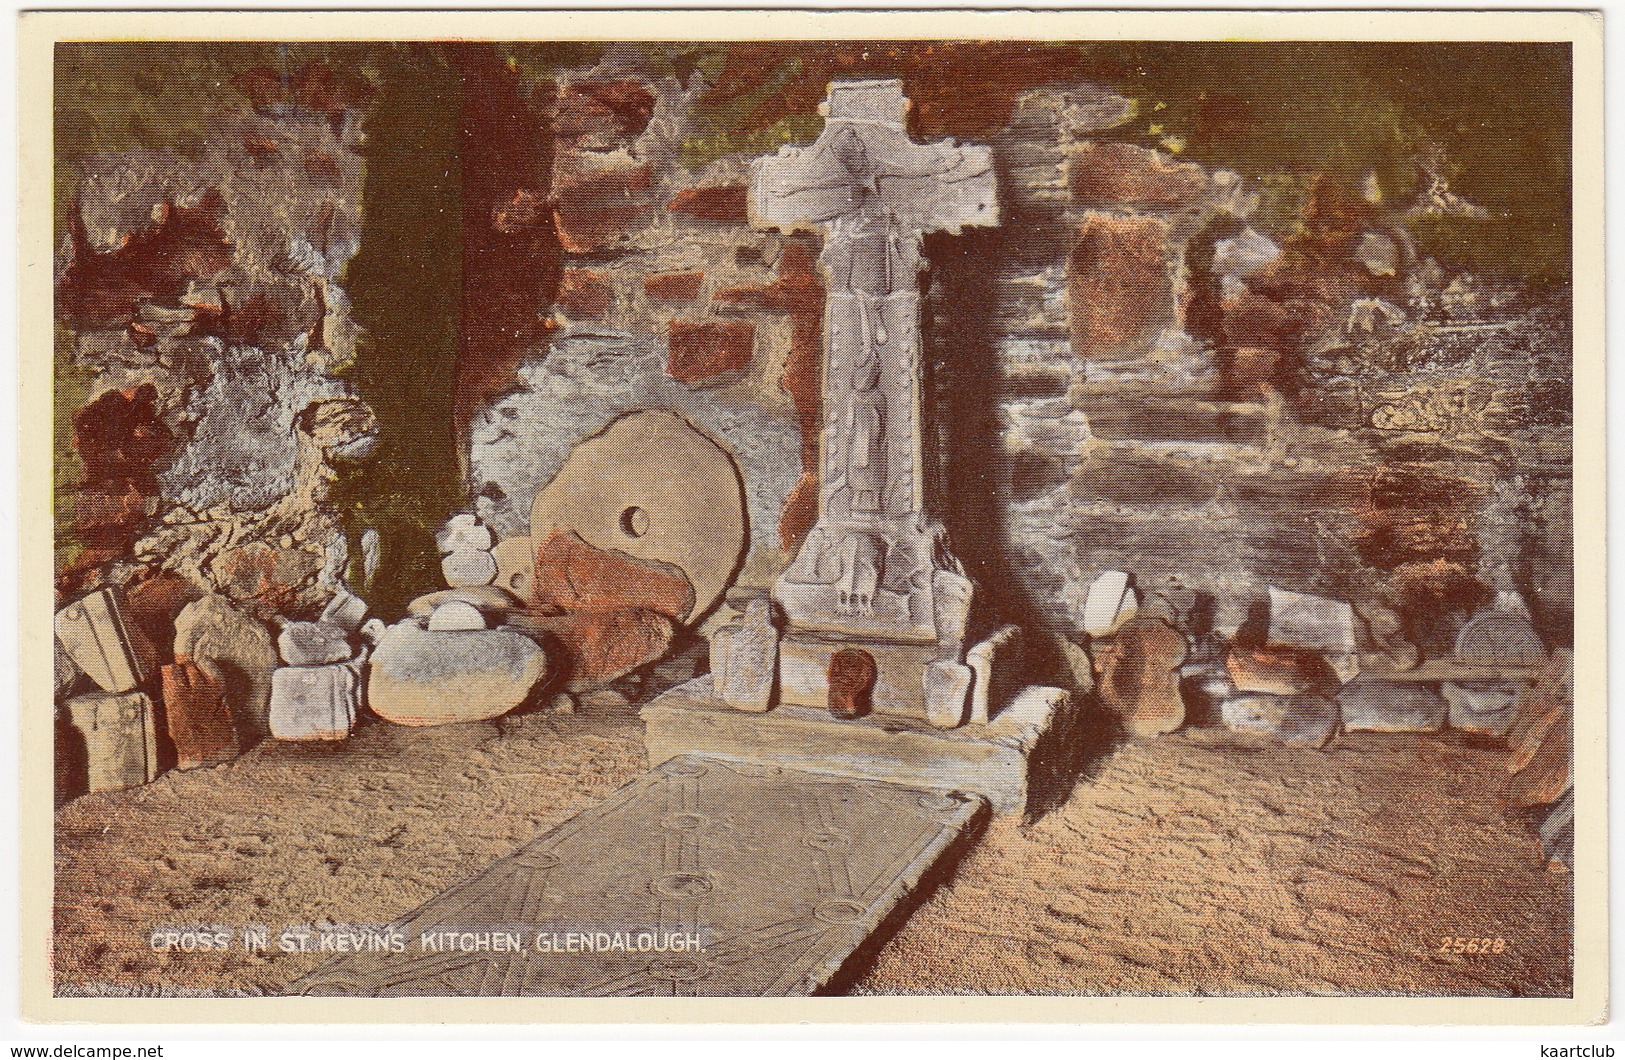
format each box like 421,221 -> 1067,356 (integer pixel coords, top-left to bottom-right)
1438,936 -> 1507,954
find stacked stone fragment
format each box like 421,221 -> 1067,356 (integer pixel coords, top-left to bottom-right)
438,513 -> 499,592
54,588 -> 161,793
366,514 -> 551,727
266,589 -> 373,741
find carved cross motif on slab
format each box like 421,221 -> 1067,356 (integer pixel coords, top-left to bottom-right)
750,79 -> 997,643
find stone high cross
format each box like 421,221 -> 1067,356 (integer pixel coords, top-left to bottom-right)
750,79 -> 998,645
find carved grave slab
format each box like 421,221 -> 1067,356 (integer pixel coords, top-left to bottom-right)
287,754 -> 984,997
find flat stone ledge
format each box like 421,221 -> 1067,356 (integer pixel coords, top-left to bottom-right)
641,677 -> 1077,815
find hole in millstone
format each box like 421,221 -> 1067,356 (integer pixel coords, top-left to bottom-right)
619,506 -> 650,538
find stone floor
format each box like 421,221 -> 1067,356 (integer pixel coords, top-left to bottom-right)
53,705 -> 1572,997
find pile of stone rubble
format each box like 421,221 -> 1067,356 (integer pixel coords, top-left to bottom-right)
1078,567 -> 1572,862
53,499 -> 694,800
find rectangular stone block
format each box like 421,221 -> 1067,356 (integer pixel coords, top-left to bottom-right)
777,633 -> 937,720
269,664 -> 359,741
55,589 -> 146,694
923,660 -> 973,728
1268,586 -> 1357,655
65,691 -> 159,793
1443,681 -> 1520,736
642,677 -> 1077,815
710,608 -> 777,714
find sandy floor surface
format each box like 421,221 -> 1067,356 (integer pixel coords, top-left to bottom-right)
53,706 -> 1571,998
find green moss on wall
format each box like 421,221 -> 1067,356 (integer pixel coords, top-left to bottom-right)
1082,41 -> 1571,281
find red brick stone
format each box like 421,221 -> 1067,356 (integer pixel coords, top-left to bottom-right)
161,661 -> 239,769
666,320 -> 755,385
827,647 -> 877,720
1223,346 -> 1281,396
59,192 -> 234,324
644,271 -> 705,303
124,572 -> 201,662
291,61 -> 352,119
531,528 -> 695,620
1355,510 -> 1479,570
706,239 -> 824,552
555,268 -> 614,319
1069,214 -> 1176,359
302,149 -> 342,185
1389,559 -> 1488,614
1222,289 -> 1295,350
778,471 -> 819,556
243,135 -> 280,165
71,485 -> 156,549
551,161 -> 654,253
520,608 -> 677,688
73,384 -> 173,490
667,185 -> 748,223
1070,141 -> 1209,211
214,545 -> 321,619
237,66 -> 286,111
555,80 -> 656,146
492,188 -> 548,234
1359,466 -> 1483,513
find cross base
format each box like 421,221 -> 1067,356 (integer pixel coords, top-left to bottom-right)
639,677 -> 1079,816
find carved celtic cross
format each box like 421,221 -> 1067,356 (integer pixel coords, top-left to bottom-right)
751,79 -> 997,642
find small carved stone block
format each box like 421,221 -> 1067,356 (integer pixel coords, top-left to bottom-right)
923,660 -> 973,729
1267,586 -> 1356,655
1081,570 -> 1136,637
712,599 -> 777,713
55,589 -> 145,694
966,625 -> 1024,725
320,589 -> 369,634
65,690 -> 159,792
277,621 -> 354,667
1455,610 -> 1547,668
269,664 -> 359,741
1442,680 -> 1521,735
173,594 -> 277,745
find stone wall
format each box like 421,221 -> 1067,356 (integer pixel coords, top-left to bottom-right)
466,53 -> 820,592
458,52 -> 1573,660
55,44 -> 1573,670
55,61 -> 374,621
